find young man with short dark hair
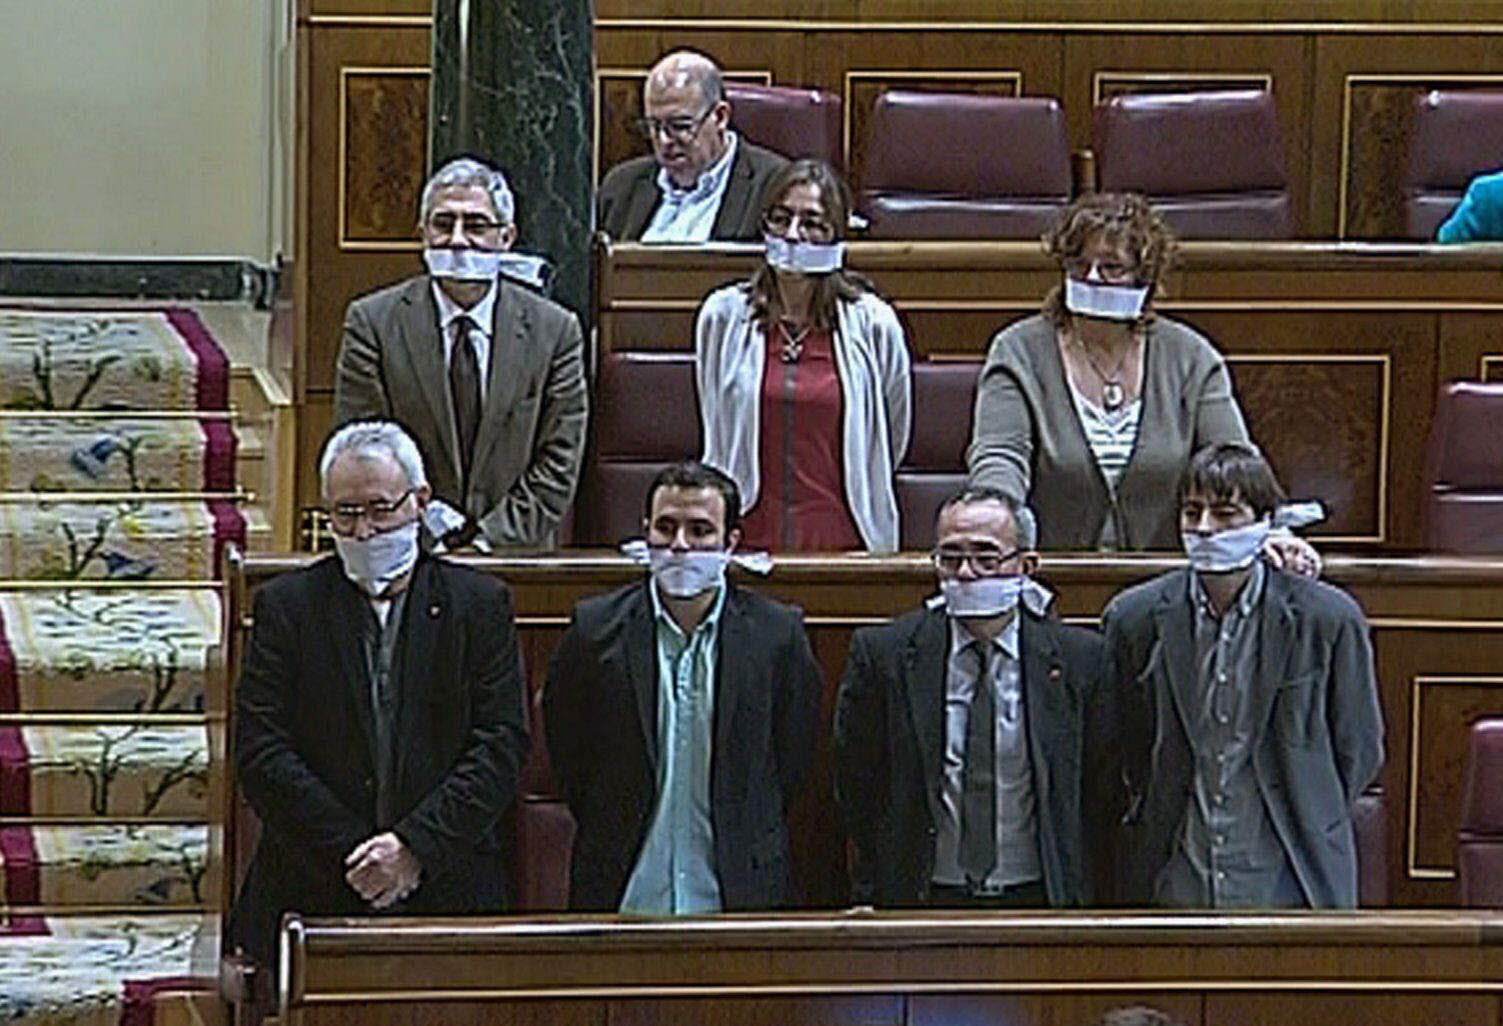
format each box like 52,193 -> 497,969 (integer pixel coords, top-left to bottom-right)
1098,442 -> 1384,908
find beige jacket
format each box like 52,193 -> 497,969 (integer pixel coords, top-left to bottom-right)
967,313 -> 1250,550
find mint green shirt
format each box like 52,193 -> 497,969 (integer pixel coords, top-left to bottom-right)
619,581 -> 727,914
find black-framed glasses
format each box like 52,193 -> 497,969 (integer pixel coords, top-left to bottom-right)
329,489 -> 414,533
762,205 -> 836,244
635,106 -> 715,143
931,546 -> 1022,575
426,212 -> 505,238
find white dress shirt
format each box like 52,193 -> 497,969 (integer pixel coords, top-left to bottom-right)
641,132 -> 741,244
932,613 -> 1042,890
431,278 -> 497,402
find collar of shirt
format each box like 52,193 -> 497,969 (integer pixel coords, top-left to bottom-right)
654,131 -> 740,205
431,277 -> 498,351
648,576 -> 729,644
948,609 -> 1021,665
1189,559 -> 1267,621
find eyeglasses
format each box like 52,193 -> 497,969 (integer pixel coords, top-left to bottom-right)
762,205 -> 836,244
426,212 -> 504,238
1064,257 -> 1136,284
635,107 -> 715,143
931,546 -> 1022,575
329,489 -> 414,534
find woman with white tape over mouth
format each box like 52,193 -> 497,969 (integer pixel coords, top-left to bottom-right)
966,192 -> 1319,577
694,159 -> 912,554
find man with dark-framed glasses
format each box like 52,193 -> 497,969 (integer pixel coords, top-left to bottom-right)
229,419 -> 527,980
598,49 -> 788,243
834,486 -> 1102,908
334,156 -> 588,551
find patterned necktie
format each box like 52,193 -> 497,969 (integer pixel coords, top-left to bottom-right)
448,315 -> 481,488
960,641 -> 997,886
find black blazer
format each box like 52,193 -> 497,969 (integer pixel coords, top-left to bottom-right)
833,605 -> 1103,907
596,140 -> 790,242
229,555 -> 528,968
543,580 -> 821,911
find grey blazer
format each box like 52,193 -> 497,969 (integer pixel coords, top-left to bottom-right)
1098,568 -> 1385,908
333,275 -> 588,550
596,139 -> 789,242
967,313 -> 1250,550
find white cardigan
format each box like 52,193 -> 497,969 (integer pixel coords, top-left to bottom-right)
694,283 -> 913,553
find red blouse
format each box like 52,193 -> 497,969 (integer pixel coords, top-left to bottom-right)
738,325 -> 864,552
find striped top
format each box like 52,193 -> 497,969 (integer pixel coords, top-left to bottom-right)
1069,384 -> 1142,491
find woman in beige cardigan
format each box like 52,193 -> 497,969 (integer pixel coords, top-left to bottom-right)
967,193 -> 1315,570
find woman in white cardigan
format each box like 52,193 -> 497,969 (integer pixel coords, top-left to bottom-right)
695,160 -> 912,553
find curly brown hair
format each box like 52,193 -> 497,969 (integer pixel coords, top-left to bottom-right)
1040,192 -> 1177,329
743,159 -> 877,331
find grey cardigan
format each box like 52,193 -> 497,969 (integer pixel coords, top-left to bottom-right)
967,313 -> 1250,550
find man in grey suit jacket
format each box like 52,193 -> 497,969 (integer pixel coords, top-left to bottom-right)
597,50 -> 788,243
334,157 -> 587,550
835,487 -> 1102,908
1098,443 -> 1384,908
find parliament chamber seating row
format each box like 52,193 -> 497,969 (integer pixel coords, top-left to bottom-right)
1424,381 -> 1503,553
724,82 -> 1503,240
1459,718 -> 1503,908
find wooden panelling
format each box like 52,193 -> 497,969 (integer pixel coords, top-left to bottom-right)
1204,992 -> 1499,1026
341,68 -> 429,246
610,996 -> 903,1026
910,994 -> 1203,1026
303,0 -> 429,19
594,1 -> 1503,20
234,552 -> 1503,910
1093,72 -> 1272,104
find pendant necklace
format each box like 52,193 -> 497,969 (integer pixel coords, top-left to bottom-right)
1073,332 -> 1136,413
777,319 -> 812,364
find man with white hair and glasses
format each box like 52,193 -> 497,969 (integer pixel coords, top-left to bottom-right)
597,49 -> 788,242
229,419 -> 527,977
334,156 -> 588,550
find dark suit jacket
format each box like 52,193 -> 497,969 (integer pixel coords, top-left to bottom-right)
333,275 -> 588,549
833,605 -> 1102,907
1098,568 -> 1385,908
229,555 -> 528,969
542,580 -> 821,911
596,139 -> 790,242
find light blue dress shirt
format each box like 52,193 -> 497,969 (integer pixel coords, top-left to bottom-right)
640,132 -> 741,244
618,581 -> 727,914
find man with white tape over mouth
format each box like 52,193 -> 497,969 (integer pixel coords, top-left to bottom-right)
1099,442 -> 1384,909
834,486 -> 1103,908
544,460 -> 821,913
334,156 -> 588,552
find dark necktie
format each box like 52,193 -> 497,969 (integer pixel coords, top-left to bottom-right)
448,315 -> 481,488
960,641 -> 997,886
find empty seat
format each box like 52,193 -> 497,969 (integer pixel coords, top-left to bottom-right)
1458,718 -> 1503,907
860,91 -> 1072,239
726,82 -> 843,170
577,352 -> 700,545
1093,89 -> 1294,239
895,360 -> 981,547
1405,90 -> 1503,240
1423,381 -> 1503,552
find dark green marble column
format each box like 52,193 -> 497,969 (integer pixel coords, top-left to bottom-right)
430,0 -> 594,325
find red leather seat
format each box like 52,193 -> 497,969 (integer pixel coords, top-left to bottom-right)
1405,90 -> 1503,239
576,351 -> 700,545
726,82 -> 843,171
860,91 -> 1072,239
1458,718 -> 1503,907
895,360 -> 982,548
1423,381 -> 1503,552
513,687 -> 575,911
1093,89 -> 1295,239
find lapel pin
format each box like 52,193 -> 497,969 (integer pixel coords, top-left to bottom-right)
429,604 -> 442,618
1048,666 -> 1063,682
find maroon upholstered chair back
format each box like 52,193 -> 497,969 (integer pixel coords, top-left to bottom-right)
1353,787 -> 1389,906
513,686 -> 575,911
1458,718 -> 1503,907
726,82 -> 844,171
1093,89 -> 1294,239
1405,90 -> 1503,239
1423,381 -> 1503,552
861,91 -> 1072,239
895,360 -> 982,548
577,351 -> 701,545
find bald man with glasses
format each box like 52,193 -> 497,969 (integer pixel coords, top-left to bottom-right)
597,49 -> 788,243
833,486 -> 1104,908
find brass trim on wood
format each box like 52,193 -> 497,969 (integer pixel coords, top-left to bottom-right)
841,69 -> 1024,175
337,65 -> 431,253
595,19 -> 1503,35
1406,674 -> 1503,881
1337,73 -> 1503,239
1481,355 -> 1503,380
306,15 -> 433,27
1090,70 -> 1274,107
